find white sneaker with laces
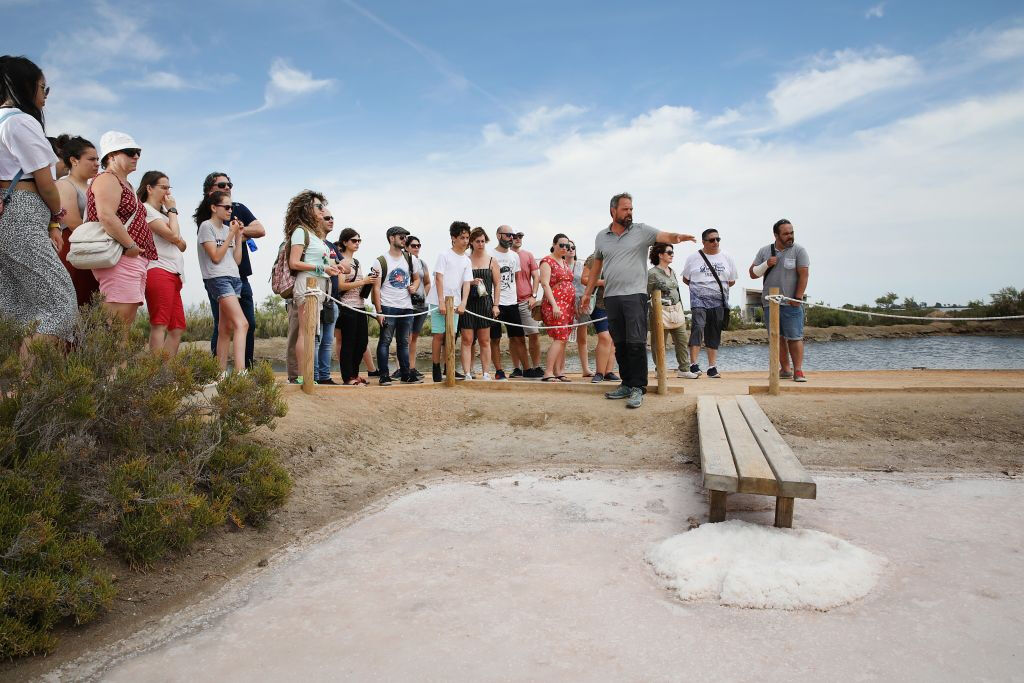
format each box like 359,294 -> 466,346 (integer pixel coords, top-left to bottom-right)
481,373 -> 492,381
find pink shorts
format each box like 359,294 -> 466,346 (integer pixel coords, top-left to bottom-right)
93,254 -> 148,304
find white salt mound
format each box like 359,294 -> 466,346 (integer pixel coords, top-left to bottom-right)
647,519 -> 886,611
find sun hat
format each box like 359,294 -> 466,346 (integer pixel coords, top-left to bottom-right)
99,131 -> 141,162
386,225 -> 410,238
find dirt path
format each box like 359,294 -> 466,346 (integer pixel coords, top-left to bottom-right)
6,385 -> 1024,680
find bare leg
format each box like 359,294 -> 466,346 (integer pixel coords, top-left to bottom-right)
577,326 -> 591,375
220,296 -> 249,373
432,333 -> 443,363
543,338 -> 563,378
510,336 -> 527,370
707,347 -> 718,367
149,324 -> 167,354
778,338 -> 792,372
477,329 -> 492,376
689,345 -> 700,365
165,328 -> 184,356
104,301 -> 140,324
215,317 -> 231,371
528,332 -> 541,368
596,332 -> 614,374
490,335 -> 503,373
363,348 -> 376,372
460,328 -> 474,374
788,339 -> 804,372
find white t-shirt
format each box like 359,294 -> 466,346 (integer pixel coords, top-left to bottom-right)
145,204 -> 186,280
427,248 -> 473,307
0,108 -> 57,180
197,220 -> 240,280
378,251 -> 414,309
491,248 -> 521,306
682,250 -> 738,309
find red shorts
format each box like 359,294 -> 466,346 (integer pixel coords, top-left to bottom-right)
145,267 -> 186,330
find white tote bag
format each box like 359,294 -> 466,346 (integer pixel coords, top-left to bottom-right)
67,204 -> 139,270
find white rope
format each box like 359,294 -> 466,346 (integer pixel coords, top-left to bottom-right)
764,294 -> 1024,321
462,307 -> 606,330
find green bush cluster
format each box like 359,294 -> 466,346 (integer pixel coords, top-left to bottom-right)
1,305 -> 290,658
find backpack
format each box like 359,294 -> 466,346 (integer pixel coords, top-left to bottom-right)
270,227 -> 309,299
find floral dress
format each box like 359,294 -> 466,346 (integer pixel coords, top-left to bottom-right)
540,254 -> 575,341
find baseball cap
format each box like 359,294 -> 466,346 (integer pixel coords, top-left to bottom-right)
386,226 -> 410,238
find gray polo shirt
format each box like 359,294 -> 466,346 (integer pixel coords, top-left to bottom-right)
593,222 -> 659,297
754,242 -> 810,304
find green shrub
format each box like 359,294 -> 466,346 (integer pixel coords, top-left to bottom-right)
0,304 -> 291,657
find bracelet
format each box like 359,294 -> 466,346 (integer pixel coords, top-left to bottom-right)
48,222 -> 60,230
51,207 -> 67,221
313,265 -> 325,277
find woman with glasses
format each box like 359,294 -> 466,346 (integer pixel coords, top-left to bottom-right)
335,227 -> 379,385
138,170 -> 186,355
55,135 -> 100,306
196,190 -> 246,374
405,235 -> 430,366
0,55 -> 77,346
87,131 -> 157,323
459,227 -> 500,380
539,233 -> 576,381
648,242 -> 689,374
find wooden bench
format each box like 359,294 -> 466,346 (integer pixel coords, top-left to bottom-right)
697,395 -> 816,527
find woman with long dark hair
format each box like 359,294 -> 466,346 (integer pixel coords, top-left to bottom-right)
196,190 -> 246,374
0,55 -> 76,346
335,227 -> 379,385
539,233 -> 576,381
139,170 -> 186,355
55,135 -> 99,306
458,226 -> 500,380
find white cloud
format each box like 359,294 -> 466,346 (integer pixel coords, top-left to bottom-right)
707,108 -> 742,129
768,50 -> 921,127
44,0 -> 163,69
60,79 -> 119,105
865,3 -> 885,19
979,26 -> 1024,61
265,58 -> 334,104
128,71 -> 191,90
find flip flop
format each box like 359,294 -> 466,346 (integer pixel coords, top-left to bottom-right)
556,375 -> 571,382
541,376 -> 559,382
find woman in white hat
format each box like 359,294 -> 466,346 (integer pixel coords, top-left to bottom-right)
0,55 -> 77,346
86,131 -> 157,322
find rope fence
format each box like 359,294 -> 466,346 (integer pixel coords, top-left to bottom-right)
764,294 -> 1024,322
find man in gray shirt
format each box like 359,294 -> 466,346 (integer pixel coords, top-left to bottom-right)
580,192 -> 695,408
749,219 -> 810,382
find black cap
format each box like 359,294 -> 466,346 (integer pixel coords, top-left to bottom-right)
386,226 -> 410,238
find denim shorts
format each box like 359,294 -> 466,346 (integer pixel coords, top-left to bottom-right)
763,303 -> 805,340
590,306 -> 610,334
204,275 -> 243,301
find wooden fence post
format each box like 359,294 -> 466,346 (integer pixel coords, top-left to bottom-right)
650,295 -> 667,395
444,296 -> 456,388
768,286 -> 780,396
302,277 -> 318,395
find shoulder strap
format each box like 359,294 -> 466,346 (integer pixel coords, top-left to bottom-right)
763,243 -> 777,278
404,250 -> 414,275
0,111 -> 26,200
699,250 -> 727,305
377,255 -> 388,281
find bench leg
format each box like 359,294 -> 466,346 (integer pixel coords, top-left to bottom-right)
774,497 -> 794,528
709,490 -> 727,523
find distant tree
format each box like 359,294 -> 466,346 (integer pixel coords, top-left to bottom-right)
933,302 -> 943,308
875,292 -> 898,308
988,287 -> 1024,316
967,299 -> 985,309
902,296 -> 921,310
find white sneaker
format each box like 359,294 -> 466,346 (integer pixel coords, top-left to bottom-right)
677,368 -> 700,379
464,372 -> 474,381
481,373 -> 492,381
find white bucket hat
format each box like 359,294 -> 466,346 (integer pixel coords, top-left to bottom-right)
99,131 -> 141,162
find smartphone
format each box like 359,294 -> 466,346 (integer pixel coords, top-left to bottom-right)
246,238 -> 257,252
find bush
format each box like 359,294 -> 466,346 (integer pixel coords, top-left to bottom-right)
0,304 -> 290,657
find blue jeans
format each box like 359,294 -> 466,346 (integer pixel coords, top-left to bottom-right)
377,306 -> 414,380
210,277 -> 256,368
315,301 -> 338,381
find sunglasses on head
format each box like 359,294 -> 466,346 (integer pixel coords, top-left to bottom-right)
704,237 -> 721,243
213,181 -> 233,189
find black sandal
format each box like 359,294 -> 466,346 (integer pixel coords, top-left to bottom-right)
541,376 -> 559,382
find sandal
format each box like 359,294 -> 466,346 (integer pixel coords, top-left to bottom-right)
556,375 -> 571,382
541,376 -> 559,382
581,372 -> 594,378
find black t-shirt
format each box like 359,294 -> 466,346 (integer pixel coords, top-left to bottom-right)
229,202 -> 258,279
325,240 -> 342,295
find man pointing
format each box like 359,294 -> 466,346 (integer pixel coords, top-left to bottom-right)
580,192 -> 696,409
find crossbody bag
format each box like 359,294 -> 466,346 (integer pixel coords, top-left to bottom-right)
68,201 -> 142,270
657,268 -> 685,330
698,250 -> 731,331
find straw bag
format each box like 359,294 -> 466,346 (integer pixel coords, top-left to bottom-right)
68,204 -> 141,270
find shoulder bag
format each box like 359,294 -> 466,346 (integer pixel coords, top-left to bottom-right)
698,250 -> 731,331
270,227 -> 309,299
658,268 -> 685,330
68,201 -> 142,270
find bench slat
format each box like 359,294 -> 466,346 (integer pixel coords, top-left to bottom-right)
736,395 -> 817,500
697,396 -> 738,492
717,397 -> 778,496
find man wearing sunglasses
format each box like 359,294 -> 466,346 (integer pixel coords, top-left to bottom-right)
681,229 -> 737,379
201,172 -> 265,368
580,192 -> 696,409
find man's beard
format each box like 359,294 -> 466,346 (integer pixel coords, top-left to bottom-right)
621,216 -> 633,229
498,238 -> 512,248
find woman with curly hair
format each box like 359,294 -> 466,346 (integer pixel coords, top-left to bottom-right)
284,189 -> 341,385
196,190 -> 246,374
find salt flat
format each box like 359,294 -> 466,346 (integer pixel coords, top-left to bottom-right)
49,471 -> 1024,682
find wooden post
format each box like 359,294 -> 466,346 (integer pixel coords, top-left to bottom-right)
768,286 -> 780,396
301,277 -> 318,395
650,295 -> 667,395
444,296 -> 456,388
709,490 -> 727,523
774,497 -> 795,528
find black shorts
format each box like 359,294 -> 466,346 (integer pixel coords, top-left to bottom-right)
490,304 -> 526,339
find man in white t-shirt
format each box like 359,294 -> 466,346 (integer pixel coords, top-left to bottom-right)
372,226 -> 421,385
681,228 -> 737,379
487,225 -> 523,380
427,221 -> 473,382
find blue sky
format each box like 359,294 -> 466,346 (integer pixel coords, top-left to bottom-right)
5,0 -> 1024,308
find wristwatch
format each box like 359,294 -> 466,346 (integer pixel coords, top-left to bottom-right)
166,208 -> 179,215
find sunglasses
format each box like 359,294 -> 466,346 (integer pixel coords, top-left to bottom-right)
407,243 -> 421,248
215,204 -> 232,210
568,246 -> 576,251
324,216 -> 335,221
121,149 -> 141,158
665,250 -> 674,255
513,233 -> 524,239
348,238 -> 362,243
213,181 -> 233,189
557,242 -> 570,249
704,237 -> 721,243
42,85 -> 50,96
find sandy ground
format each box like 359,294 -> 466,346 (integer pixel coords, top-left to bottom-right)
47,472 -> 1024,681
6,382 -> 1024,680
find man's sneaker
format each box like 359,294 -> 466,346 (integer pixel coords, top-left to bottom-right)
531,367 -> 545,378
481,372 -> 492,381
318,378 -> 339,385
367,369 -> 380,378
603,372 -> 620,382
509,367 -> 523,378
494,369 -> 507,380
626,387 -> 644,409
523,367 -> 541,379
605,385 -> 632,400
379,375 -> 393,386
591,373 -> 604,383
779,369 -> 794,379
432,363 -> 443,383
410,369 -> 424,381
455,371 -> 466,380
400,375 -> 421,384
793,370 -> 808,382
706,366 -> 721,379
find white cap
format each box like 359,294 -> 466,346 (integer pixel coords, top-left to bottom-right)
99,130 -> 140,161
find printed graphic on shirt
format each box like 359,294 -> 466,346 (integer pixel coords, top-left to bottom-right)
387,267 -> 410,290
498,262 -> 515,293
